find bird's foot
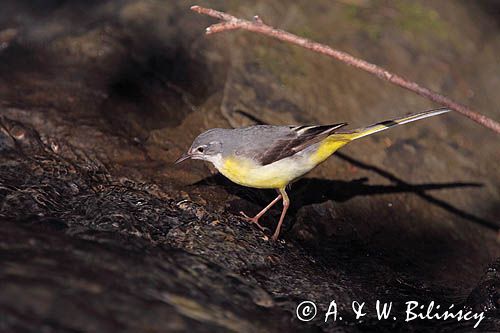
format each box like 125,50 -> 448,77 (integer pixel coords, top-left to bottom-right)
239,211 -> 266,231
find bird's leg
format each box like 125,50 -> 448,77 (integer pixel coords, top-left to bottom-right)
272,188 -> 290,241
240,193 -> 282,231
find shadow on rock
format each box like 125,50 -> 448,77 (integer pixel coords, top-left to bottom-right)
192,155 -> 495,284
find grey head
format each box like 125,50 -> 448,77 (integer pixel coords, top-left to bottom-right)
175,128 -> 229,164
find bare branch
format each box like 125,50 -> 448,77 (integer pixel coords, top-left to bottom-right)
191,5 -> 500,134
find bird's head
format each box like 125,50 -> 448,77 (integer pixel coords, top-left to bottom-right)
175,128 -> 225,165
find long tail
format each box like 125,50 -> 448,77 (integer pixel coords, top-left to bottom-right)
345,107 -> 451,140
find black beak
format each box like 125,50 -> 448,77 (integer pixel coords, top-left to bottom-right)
174,153 -> 191,164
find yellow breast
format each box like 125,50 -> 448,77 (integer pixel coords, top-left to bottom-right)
218,136 -> 352,189
220,157 -> 290,189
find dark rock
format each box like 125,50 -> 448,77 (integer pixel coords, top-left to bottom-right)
468,258 -> 500,312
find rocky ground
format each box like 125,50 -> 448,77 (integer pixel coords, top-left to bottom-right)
0,1 -> 499,332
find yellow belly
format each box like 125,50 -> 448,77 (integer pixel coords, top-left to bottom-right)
220,157 -> 291,188
218,136 -> 351,189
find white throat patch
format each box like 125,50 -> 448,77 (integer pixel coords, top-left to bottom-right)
203,153 -> 224,170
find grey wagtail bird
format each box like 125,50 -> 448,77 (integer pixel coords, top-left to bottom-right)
176,107 -> 450,240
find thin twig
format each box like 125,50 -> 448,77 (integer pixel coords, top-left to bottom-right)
191,5 -> 500,134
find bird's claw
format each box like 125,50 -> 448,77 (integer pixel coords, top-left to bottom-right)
239,211 -> 266,231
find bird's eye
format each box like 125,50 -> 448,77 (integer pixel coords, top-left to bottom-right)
197,146 -> 205,153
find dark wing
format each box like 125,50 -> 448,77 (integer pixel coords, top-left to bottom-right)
254,123 -> 347,165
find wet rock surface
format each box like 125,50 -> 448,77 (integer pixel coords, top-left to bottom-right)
0,1 -> 499,332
